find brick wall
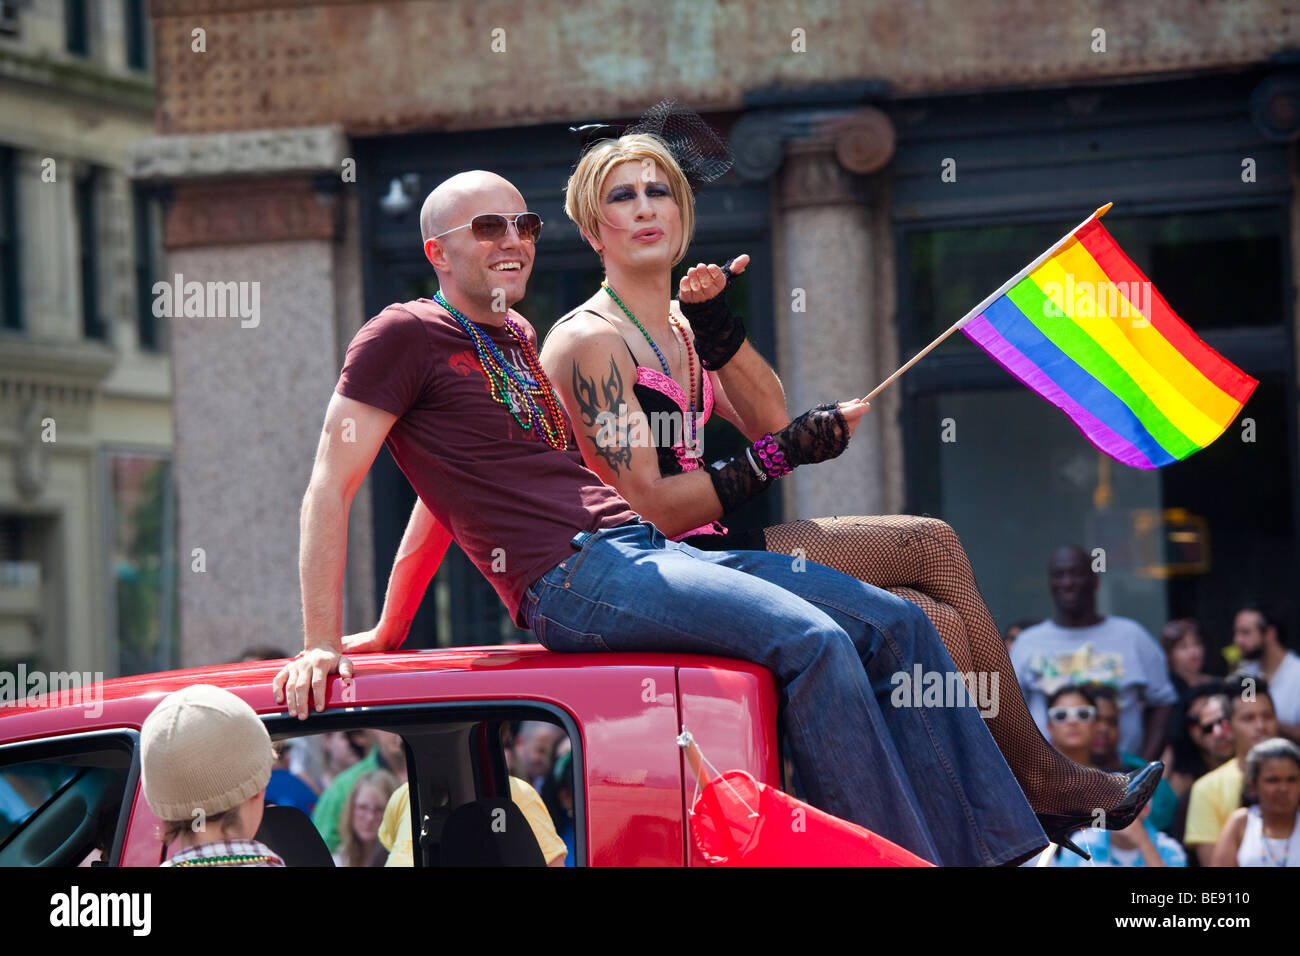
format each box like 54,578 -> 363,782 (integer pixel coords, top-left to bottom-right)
149,0 -> 1292,135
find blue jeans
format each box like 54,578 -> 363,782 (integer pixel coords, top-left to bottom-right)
520,520 -> 1046,866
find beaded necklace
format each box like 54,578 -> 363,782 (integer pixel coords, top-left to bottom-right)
601,282 -> 699,451
1259,816 -> 1293,866
434,291 -> 569,450
172,852 -> 277,867
1261,836 -> 1289,866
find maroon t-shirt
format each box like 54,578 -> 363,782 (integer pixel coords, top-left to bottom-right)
336,298 -> 637,624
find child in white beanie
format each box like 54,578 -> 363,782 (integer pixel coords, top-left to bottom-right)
141,684 -> 284,867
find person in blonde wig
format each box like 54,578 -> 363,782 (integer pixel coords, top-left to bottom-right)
565,132 -> 697,267
540,106 -> 1161,838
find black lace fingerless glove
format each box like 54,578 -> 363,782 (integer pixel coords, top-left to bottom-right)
678,259 -> 747,370
775,402 -> 852,467
704,403 -> 850,514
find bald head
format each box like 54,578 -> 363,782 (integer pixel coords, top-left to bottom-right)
419,170 -> 534,323
419,170 -> 523,243
1048,543 -> 1100,624
1049,545 -> 1090,574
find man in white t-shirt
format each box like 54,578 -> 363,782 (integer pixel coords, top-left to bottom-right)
1010,545 -> 1176,760
1232,604 -> 1300,744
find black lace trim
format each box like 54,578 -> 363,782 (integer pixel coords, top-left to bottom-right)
704,403 -> 849,512
779,403 -> 849,467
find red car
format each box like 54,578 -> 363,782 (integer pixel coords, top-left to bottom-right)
0,647 -> 780,867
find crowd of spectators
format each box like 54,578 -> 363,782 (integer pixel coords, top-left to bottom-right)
255,722 -> 576,867
1008,546 -> 1299,868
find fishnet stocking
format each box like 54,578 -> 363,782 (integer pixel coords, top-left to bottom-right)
763,515 -> 1127,816
888,586 -> 972,673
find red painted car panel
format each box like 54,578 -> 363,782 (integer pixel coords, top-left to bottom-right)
0,646 -> 781,867
677,664 -> 783,866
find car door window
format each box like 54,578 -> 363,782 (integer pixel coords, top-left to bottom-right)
263,706 -> 579,868
0,735 -> 135,867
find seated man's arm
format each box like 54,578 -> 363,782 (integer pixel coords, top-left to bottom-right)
346,496 -> 453,654
277,393 -> 396,717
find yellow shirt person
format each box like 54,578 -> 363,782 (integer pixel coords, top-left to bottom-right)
1183,758 -> 1244,848
378,778 -> 567,867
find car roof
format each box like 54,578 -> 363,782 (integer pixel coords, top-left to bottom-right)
0,646 -> 773,746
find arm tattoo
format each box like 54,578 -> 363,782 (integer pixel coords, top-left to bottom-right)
572,357 -> 632,475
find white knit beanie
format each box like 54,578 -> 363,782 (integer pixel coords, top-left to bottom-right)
141,684 -> 273,821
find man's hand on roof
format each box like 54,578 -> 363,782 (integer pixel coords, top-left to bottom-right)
272,645 -> 353,720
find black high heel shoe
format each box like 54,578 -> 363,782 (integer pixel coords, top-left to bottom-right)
1035,818 -> 1092,860
1034,762 -> 1165,861
1104,762 -> 1165,830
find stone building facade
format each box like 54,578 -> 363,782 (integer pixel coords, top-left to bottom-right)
0,0 -> 171,678
131,0 -> 1298,663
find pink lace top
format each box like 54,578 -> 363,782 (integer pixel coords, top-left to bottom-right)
632,365 -> 727,539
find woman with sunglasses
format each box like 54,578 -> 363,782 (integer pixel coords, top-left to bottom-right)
538,111 -> 1160,842
1043,685 -> 1186,866
1046,686 -> 1100,768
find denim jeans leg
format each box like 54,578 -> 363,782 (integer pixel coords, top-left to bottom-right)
695,546 -> 1047,866
523,522 -> 943,863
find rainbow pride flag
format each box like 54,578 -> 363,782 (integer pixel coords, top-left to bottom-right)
962,217 -> 1257,468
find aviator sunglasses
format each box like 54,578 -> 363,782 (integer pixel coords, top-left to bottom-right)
433,212 -> 543,243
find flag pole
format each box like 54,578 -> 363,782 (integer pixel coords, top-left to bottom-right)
860,202 -> 1113,403
676,727 -> 761,818
676,728 -> 711,788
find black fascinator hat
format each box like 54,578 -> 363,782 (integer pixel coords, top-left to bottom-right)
569,99 -> 734,193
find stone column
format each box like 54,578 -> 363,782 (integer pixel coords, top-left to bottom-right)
128,126 -> 374,666
767,108 -> 901,520
16,152 -> 79,339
